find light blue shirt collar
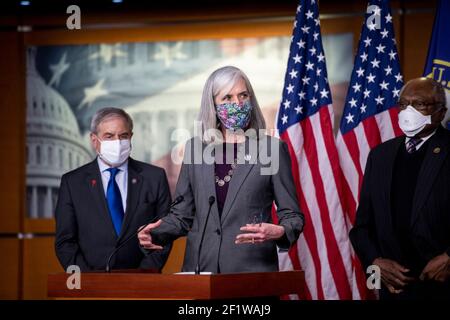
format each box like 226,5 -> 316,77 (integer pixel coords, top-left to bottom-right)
97,157 -> 129,173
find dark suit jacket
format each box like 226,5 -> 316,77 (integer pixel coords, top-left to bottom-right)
55,157 -> 172,272
151,135 -> 305,273
350,127 -> 450,272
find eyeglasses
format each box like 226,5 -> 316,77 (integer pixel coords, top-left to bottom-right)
398,100 -> 441,112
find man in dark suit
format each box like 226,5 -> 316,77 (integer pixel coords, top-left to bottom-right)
350,78 -> 450,299
55,107 -> 172,272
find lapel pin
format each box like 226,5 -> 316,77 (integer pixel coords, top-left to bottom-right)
244,154 -> 252,161
91,179 -> 96,187
433,147 -> 441,154
132,178 -> 137,184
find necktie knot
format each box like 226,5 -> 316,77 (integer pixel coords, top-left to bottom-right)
107,167 -> 120,178
406,137 -> 422,154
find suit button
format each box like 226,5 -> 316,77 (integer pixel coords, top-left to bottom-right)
215,229 -> 221,235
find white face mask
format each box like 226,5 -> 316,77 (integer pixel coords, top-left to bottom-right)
97,138 -> 131,167
398,105 -> 432,137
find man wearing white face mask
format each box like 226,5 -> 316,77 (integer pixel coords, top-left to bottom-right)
55,107 -> 172,272
350,78 -> 450,300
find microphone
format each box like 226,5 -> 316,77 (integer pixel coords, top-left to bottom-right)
195,196 -> 215,275
105,195 -> 184,272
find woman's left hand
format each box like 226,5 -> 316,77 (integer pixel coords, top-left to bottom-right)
235,223 -> 285,244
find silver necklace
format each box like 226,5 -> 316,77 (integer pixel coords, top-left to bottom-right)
215,159 -> 237,187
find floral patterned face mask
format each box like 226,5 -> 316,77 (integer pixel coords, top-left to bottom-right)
216,100 -> 253,131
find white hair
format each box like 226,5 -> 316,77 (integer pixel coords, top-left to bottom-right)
90,107 -> 133,134
197,66 -> 266,142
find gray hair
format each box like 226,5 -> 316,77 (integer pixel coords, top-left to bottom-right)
90,107 -> 134,134
197,66 -> 266,141
430,79 -> 447,108
399,77 -> 447,108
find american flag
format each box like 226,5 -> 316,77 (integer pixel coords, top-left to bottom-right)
336,0 -> 403,297
336,0 -> 403,234
275,0 -> 356,299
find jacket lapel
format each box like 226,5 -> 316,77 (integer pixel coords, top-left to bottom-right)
220,138 -> 257,223
382,137 -> 403,254
411,128 -> 449,227
118,158 -> 142,241
85,159 -> 117,238
201,152 -> 222,230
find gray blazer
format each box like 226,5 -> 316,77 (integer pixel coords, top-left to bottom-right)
151,135 -> 304,273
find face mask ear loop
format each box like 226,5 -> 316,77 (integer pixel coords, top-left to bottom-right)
95,135 -> 103,155
431,106 -> 444,116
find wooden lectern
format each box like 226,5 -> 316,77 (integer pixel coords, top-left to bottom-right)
48,270 -> 304,299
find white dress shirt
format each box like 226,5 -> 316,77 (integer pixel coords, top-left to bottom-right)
97,157 -> 128,213
405,129 -> 437,151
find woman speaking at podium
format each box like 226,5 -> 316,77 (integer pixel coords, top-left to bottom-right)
138,66 -> 304,274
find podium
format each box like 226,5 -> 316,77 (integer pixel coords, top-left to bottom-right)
48,270 -> 304,299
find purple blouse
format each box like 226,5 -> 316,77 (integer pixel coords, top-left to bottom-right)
214,143 -> 240,216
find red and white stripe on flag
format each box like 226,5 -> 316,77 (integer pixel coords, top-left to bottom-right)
274,0 -> 378,300
335,0 -> 404,299
277,105 -> 356,299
